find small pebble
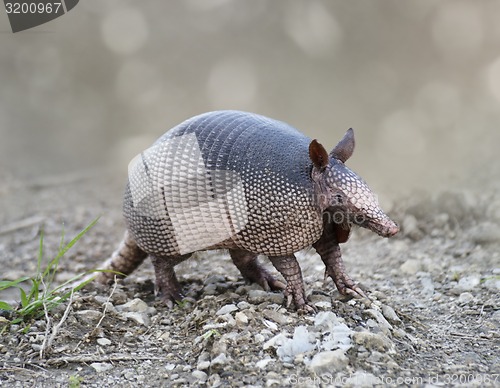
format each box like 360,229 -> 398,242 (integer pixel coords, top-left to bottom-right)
90,363 -> 113,373
97,338 -> 112,346
400,259 -> 421,275
381,305 -> 401,325
197,361 -> 210,371
256,358 -> 274,369
216,304 -> 238,316
235,311 -> 249,325
458,292 -> 474,304
309,349 -> 348,374
192,370 -> 208,381
211,353 -> 228,366
353,331 -> 393,352
456,275 -> 481,292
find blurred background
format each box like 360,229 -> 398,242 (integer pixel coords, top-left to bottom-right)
1,0 -> 499,205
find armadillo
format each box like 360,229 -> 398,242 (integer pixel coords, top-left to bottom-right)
97,110 -> 399,312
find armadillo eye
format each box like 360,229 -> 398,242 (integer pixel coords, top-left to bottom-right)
334,193 -> 343,206
354,214 -> 366,224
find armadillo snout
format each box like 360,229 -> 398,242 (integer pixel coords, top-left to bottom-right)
382,220 -> 399,237
365,216 -> 399,238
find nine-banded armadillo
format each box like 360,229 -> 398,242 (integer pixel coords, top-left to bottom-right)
97,110 -> 399,312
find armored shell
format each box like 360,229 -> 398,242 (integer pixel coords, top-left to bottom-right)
124,110 -> 323,258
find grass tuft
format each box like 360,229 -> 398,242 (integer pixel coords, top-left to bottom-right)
0,218 -> 99,327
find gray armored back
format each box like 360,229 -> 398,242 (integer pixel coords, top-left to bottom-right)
124,111 -> 324,258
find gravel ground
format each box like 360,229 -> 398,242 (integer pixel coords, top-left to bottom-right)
0,172 -> 499,387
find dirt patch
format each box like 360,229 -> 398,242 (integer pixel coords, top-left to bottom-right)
0,173 -> 499,387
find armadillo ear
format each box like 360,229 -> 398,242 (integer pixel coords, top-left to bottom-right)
330,128 -> 355,163
309,139 -> 329,169
334,224 -> 351,243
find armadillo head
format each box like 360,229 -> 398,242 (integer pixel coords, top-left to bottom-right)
309,129 -> 399,240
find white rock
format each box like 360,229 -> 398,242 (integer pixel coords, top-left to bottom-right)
90,362 -> 113,373
276,326 -> 316,362
192,370 -> 208,381
458,292 -> 474,304
365,309 -> 393,336
216,304 -> 238,316
211,353 -> 228,366
483,277 -> 500,291
456,275 -> 481,291
400,259 -> 421,275
248,289 -> 284,305
75,310 -> 102,324
96,338 -> 111,346
123,312 -> 151,326
235,311 -> 249,325
197,361 -> 210,370
237,301 -> 251,310
118,298 -> 153,313
165,363 -> 176,371
319,322 -> 353,352
314,300 -> 332,309
381,305 -> 401,325
353,331 -> 393,352
255,358 -> 275,369
263,319 -> 278,331
309,349 -> 348,374
314,311 -> 341,330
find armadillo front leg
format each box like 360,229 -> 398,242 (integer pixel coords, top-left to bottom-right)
230,249 -> 285,291
313,236 -> 367,299
268,255 -> 316,314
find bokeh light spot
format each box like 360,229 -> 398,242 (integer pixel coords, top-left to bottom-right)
101,8 -> 149,55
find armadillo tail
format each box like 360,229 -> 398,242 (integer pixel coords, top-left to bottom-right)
96,231 -> 148,284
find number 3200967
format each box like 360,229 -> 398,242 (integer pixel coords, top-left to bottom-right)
5,2 -> 62,14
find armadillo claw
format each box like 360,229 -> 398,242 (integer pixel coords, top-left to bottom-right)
284,288 -> 316,314
266,278 -> 286,291
159,291 -> 185,309
329,269 -> 369,300
297,303 -> 317,315
342,285 -> 368,300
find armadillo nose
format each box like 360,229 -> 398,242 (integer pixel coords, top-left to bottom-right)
386,221 -> 399,237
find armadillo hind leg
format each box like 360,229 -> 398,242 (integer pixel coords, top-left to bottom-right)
150,255 -> 191,308
96,231 -> 148,284
268,255 -> 316,314
229,249 -> 286,292
313,238 -> 367,299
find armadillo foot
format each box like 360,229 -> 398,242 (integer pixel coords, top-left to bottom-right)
150,256 -> 184,308
322,255 -> 368,300
269,255 -> 316,314
314,237 -> 369,300
329,268 -> 367,299
230,249 -> 286,292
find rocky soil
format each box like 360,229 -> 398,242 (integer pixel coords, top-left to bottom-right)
0,172 -> 499,387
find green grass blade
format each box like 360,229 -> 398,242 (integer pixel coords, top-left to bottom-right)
37,228 -> 44,275
0,301 -> 13,310
52,217 -> 99,263
19,288 -> 28,308
0,277 -> 31,291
